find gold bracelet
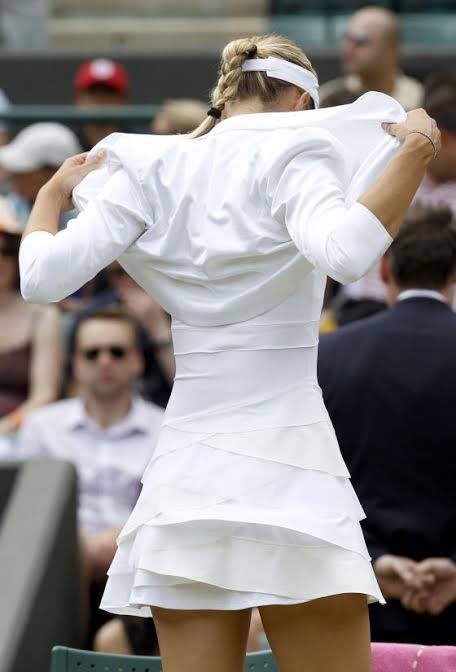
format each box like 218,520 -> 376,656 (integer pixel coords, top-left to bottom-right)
407,130 -> 437,159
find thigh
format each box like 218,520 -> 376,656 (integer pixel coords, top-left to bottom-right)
259,593 -> 371,672
151,606 -> 252,672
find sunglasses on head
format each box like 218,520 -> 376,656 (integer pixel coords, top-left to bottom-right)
344,31 -> 371,46
80,345 -> 129,361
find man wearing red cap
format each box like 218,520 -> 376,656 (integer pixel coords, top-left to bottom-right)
74,58 -> 130,150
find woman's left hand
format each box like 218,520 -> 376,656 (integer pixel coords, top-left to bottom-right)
45,150 -> 106,211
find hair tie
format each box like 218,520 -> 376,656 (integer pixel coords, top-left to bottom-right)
207,107 -> 222,119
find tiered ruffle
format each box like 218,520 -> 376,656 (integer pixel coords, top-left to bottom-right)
101,422 -> 384,616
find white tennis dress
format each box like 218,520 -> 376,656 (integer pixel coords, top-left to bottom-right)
20,92 -> 406,615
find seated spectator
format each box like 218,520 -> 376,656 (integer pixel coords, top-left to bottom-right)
319,87 -> 358,110
337,83 -> 456,321
0,209 -> 63,438
318,206 -> 456,645
74,58 -> 130,150
320,6 -> 423,111
16,307 -> 165,648
80,262 -> 174,407
414,85 -> 456,211
319,8 -> 425,323
0,122 -> 81,228
151,99 -> 207,135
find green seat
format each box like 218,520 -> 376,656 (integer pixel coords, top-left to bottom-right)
50,645 -> 279,671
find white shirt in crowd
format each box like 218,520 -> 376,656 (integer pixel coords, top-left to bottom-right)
397,289 -> 447,303
16,396 -> 164,535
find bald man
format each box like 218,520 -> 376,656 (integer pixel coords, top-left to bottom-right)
320,6 -> 423,111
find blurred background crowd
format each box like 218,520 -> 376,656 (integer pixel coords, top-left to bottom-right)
0,0 -> 455,669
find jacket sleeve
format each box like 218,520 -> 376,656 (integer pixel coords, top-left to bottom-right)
19,167 -> 149,304
265,130 -> 393,285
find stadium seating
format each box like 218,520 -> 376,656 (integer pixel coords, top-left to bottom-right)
50,646 -> 279,671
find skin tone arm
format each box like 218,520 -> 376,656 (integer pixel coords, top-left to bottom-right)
359,108 -> 440,238
0,305 -> 64,435
26,306 -> 64,407
23,111 -> 439,249
21,151 -> 106,240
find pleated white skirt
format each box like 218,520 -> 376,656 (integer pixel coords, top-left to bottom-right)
101,287 -> 385,616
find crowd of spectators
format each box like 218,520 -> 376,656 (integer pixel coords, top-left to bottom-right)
0,4 -> 455,658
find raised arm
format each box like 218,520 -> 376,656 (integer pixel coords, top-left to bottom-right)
267,110 -> 439,285
359,109 -> 439,236
19,151 -> 149,304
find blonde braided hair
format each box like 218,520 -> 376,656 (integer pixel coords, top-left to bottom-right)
190,34 -> 316,139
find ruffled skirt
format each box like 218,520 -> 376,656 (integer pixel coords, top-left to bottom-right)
100,423 -> 384,616
101,301 -> 385,615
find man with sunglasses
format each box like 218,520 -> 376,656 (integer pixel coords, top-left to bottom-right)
16,307 -> 164,644
320,6 -> 423,112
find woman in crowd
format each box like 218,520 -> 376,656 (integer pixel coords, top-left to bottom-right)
19,34 -> 439,672
0,199 -> 63,437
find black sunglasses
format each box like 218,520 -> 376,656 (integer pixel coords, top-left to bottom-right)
80,345 -> 130,361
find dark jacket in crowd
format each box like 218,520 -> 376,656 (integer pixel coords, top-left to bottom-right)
318,296 -> 456,645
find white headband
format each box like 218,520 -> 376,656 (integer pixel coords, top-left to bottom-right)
242,56 -> 320,109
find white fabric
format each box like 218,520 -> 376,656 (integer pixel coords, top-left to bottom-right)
242,56 -> 320,108
16,397 -> 164,534
20,92 -> 404,322
397,289 -> 446,303
18,92 -> 405,613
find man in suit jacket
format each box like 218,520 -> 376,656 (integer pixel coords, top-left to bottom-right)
318,205 -> 456,645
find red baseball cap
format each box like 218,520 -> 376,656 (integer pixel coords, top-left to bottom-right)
74,58 -> 129,95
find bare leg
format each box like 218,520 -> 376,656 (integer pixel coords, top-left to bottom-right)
93,618 -> 133,654
259,593 -> 372,672
151,606 -> 252,672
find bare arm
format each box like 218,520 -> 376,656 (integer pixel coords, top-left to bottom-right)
0,306 -> 64,435
20,152 -> 148,304
21,151 -> 105,241
270,109 -> 440,285
359,109 -> 440,238
26,305 -> 64,409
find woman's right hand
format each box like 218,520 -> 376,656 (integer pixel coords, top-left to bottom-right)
44,151 -> 106,211
382,108 -> 441,158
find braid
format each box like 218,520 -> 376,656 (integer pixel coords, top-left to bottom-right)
189,34 -> 316,138
212,39 -> 258,111
190,39 -> 258,139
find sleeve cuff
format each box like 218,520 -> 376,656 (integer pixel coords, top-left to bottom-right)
332,202 -> 393,284
19,231 -> 55,303
352,201 -> 393,255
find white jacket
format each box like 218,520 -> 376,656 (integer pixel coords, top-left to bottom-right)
19,91 -> 405,326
